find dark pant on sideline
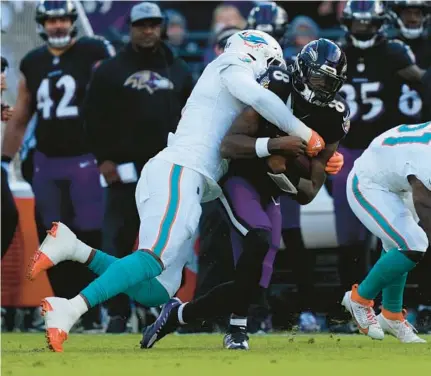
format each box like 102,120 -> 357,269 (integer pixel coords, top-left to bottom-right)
102,183 -> 140,322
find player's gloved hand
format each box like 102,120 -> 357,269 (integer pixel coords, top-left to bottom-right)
325,151 -> 344,175
306,130 -> 325,157
268,136 -> 307,158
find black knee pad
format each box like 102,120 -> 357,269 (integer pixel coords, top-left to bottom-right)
282,228 -> 304,252
243,228 -> 272,257
235,229 -> 271,286
400,250 -> 425,264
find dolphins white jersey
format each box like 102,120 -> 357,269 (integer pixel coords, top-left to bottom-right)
155,52 -> 310,203
155,53 -> 254,202
353,122 -> 431,193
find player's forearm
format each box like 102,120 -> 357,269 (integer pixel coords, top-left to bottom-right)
296,144 -> 337,204
220,135 -> 258,159
296,170 -> 326,205
250,88 -> 312,141
221,66 -> 312,141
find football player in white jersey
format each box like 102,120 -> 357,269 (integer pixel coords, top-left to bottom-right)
28,30 -> 326,352
342,121 -> 431,343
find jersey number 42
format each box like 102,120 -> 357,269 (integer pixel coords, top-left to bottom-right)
36,75 -> 78,120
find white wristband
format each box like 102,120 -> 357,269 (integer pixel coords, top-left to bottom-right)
255,137 -> 271,158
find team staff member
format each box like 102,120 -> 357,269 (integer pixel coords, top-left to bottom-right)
84,2 -> 193,333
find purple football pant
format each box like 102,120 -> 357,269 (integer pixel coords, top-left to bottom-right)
32,151 -> 103,231
280,195 -> 301,230
220,176 -> 281,289
332,146 -> 368,246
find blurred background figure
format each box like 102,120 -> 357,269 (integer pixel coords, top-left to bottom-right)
283,16 -> 320,64
204,4 -> 246,64
164,8 -> 200,80
213,26 -> 242,57
165,9 -> 188,51
246,1 -> 288,42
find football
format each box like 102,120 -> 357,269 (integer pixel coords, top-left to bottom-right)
267,154 -> 312,180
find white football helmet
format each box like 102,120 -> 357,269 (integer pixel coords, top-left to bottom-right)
224,29 -> 286,77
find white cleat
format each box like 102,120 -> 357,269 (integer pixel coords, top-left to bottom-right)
377,312 -> 427,343
40,297 -> 81,352
341,285 -> 384,340
27,222 -> 79,280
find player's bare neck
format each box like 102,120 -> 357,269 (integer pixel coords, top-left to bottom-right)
48,39 -> 77,57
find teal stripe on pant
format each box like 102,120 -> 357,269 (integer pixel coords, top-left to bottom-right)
352,175 -> 409,250
151,164 -> 183,256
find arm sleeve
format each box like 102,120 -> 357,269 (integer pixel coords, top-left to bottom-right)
389,40 -> 416,71
93,36 -> 116,59
219,64 -> 312,141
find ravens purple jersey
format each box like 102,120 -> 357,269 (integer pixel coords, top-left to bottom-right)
396,35 -> 431,122
226,66 -> 349,198
339,39 -> 416,149
20,36 -> 115,157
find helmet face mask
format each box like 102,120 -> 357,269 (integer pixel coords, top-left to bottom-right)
342,0 -> 388,49
36,1 -> 78,49
293,39 -> 347,106
390,1 -> 430,39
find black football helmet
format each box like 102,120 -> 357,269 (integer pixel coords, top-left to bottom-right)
246,2 -> 288,42
36,0 -> 78,49
341,0 -> 388,49
389,1 -> 431,39
292,38 -> 347,106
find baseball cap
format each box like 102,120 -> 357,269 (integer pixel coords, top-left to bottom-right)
130,2 -> 164,24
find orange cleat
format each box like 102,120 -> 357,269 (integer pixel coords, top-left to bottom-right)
27,222 -> 79,280
40,297 -> 79,353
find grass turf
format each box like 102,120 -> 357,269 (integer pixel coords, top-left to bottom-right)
2,333 -> 431,376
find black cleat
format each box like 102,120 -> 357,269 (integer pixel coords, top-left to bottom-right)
140,298 -> 181,349
223,327 -> 249,350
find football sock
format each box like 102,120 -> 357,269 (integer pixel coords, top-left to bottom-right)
180,281 -> 235,324
87,250 -> 169,307
70,295 -> 89,316
79,250 -> 163,308
358,248 -> 416,300
87,249 -> 117,275
229,314 -> 247,332
382,272 -> 408,314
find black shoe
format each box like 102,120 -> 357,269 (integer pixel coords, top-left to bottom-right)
140,298 -> 181,349
106,316 -> 128,333
223,326 -> 249,350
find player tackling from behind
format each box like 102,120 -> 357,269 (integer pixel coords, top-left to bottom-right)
342,121 -> 431,343
28,27 -> 325,352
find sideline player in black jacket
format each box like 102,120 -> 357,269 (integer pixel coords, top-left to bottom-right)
83,2 -> 194,332
1,1 -> 114,329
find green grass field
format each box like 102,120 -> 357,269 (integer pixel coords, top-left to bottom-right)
2,333 -> 431,376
